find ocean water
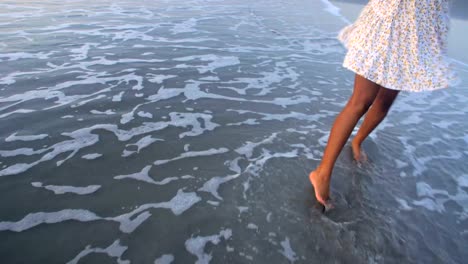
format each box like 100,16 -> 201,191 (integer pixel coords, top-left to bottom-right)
1,0 -> 468,263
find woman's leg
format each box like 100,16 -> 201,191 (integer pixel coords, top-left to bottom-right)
309,74 -> 381,206
351,86 -> 400,161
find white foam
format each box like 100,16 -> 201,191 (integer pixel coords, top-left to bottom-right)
0,127 -> 100,176
154,148 -> 229,166
170,18 -> 198,34
394,159 -> 408,169
247,223 -> 258,230
114,165 -> 180,185
266,212 -> 272,222
185,229 -> 232,264
395,198 -> 413,211
70,43 -> 97,61
0,109 -> 36,118
0,147 -> 48,157
67,240 -> 129,264
147,74 -> 177,84
0,51 -> 56,61
0,209 -> 101,232
207,200 -> 219,206
71,94 -> 106,108
2,112 -> 222,174
154,254 -> 174,264
226,118 -> 260,126
122,111 -> 219,139
432,120 -> 458,129
90,109 -> 115,115
122,135 -> 163,157
0,190 -> 201,233
198,174 -> 239,200
112,91 -> 124,102
173,54 -> 240,74
237,206 -> 248,214
199,76 -> 220,81
226,157 -> 242,174
416,182 -> 449,198
457,175 -> 468,187
228,109 -> 327,122
401,112 -> 423,125
82,153 -> 102,160
31,182 -> 101,195
235,133 -> 277,158
244,149 -> 298,177
412,198 -> 445,213
319,0 -> 350,24
146,82 -> 310,108
278,237 -> 298,262
228,63 -> 299,96
5,132 -> 48,142
137,111 -> 153,118
145,87 -> 184,103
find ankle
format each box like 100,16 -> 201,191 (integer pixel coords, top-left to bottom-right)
316,165 -> 332,178
352,137 -> 362,146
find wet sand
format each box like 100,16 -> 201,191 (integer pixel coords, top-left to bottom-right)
0,0 -> 467,263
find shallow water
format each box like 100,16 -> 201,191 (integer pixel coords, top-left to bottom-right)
1,0 -> 468,263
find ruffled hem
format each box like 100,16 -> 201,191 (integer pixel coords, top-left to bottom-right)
342,62 -> 450,92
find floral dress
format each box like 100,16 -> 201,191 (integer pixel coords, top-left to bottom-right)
338,0 -> 455,92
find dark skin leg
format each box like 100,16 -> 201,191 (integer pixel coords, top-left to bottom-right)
351,87 -> 400,161
309,74 -> 398,206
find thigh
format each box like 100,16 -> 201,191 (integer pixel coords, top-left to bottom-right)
373,85 -> 400,110
348,74 -> 381,108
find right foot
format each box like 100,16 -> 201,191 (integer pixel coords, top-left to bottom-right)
351,139 -> 367,162
309,169 -> 331,208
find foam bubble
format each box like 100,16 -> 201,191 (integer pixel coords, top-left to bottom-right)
5,132 -> 48,142
235,133 -> 277,158
114,165 -> 181,185
0,209 -> 101,232
31,182 -> 101,195
122,135 -> 162,157
185,229 -> 232,264
0,147 -> 48,157
413,198 -> 445,213
278,237 -> 298,262
67,239 -> 129,264
137,111 -> 153,118
147,74 -> 177,84
198,174 -> 240,200
395,198 -> 413,211
82,153 -> 102,160
90,109 -> 115,115
154,254 -> 174,264
0,189 -> 201,233
0,109 -> 36,118
170,18 -> 198,34
154,148 -> 229,166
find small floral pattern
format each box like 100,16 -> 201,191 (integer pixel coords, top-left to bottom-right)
338,0 -> 456,92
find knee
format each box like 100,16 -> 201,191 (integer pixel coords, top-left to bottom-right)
372,98 -> 393,115
347,96 -> 373,115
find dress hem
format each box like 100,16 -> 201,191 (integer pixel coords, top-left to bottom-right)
341,62 -> 450,92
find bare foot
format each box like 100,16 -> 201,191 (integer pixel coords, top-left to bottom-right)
309,169 -> 331,208
351,140 -> 367,163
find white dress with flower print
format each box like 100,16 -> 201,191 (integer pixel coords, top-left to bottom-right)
338,0 -> 455,92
